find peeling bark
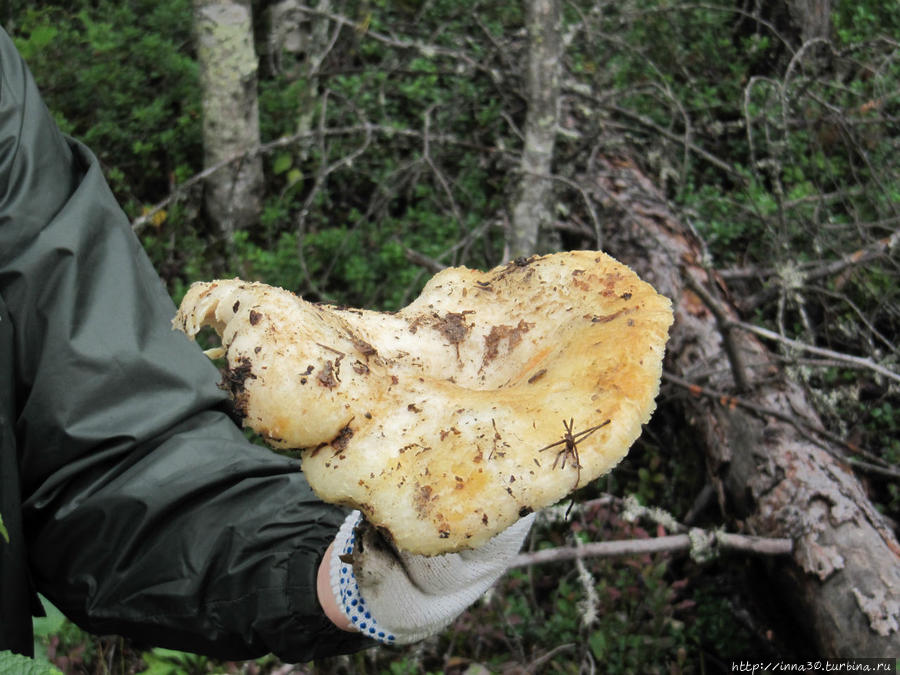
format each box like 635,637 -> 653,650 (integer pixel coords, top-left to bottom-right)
592,156 -> 900,656
193,0 -> 264,239
508,0 -> 562,259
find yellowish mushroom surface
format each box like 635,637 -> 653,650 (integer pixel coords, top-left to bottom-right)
173,251 -> 673,554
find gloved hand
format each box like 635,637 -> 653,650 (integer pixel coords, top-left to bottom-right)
328,510 -> 534,645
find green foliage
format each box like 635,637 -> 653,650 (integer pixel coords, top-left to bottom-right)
11,0 -> 201,217
240,0 -> 516,310
380,659 -> 439,675
580,0 -> 899,492
586,0 -> 898,275
30,600 -> 67,644
0,512 -> 8,544
438,502 -> 758,675
686,582 -> 752,657
138,648 -> 209,675
0,651 -> 61,675
31,598 -> 98,673
832,2 -> 900,45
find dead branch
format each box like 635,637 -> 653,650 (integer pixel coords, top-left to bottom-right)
510,531 -> 793,569
682,272 -> 750,391
604,101 -> 744,180
526,644 -> 576,674
684,483 -> 717,525
293,91 -> 374,302
718,228 -> 900,282
289,3 -> 490,80
662,372 -> 900,479
131,124 -> 505,234
401,245 -> 446,274
421,105 -> 466,240
728,319 -> 900,385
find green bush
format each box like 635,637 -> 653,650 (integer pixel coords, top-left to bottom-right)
10,0 -> 201,217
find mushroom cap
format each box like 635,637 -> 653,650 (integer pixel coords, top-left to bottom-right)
173,251 -> 673,554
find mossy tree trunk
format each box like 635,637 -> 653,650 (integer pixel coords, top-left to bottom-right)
193,0 -> 264,240
508,0 -> 562,259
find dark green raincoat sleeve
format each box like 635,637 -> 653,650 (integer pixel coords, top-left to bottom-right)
0,27 -> 369,661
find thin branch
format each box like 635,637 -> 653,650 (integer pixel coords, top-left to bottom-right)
294,91 -> 374,300
682,271 -> 750,391
290,3 -> 490,78
604,102 -> 744,180
395,218 -> 497,306
518,169 -> 604,248
401,244 -> 446,274
805,284 -> 898,356
510,531 -> 792,569
132,124 -> 504,233
684,483 -> 716,526
719,229 -> 899,282
662,371 -> 900,479
525,644 -> 577,675
422,105 -> 466,243
729,319 -> 900,385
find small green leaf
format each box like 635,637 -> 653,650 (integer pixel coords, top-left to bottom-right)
272,152 -> 293,176
286,168 -> 303,188
32,598 -> 67,639
588,631 -> 607,660
0,512 -> 8,544
29,25 -> 59,50
139,647 -> 208,675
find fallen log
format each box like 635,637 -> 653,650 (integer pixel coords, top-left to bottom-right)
590,156 -> 900,656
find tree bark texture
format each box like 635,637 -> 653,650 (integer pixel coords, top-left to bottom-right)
508,0 -> 562,259
193,0 -> 263,239
592,156 -> 900,656
788,0 -> 833,43
263,0 -> 334,141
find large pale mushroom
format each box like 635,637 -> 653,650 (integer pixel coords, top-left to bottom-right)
173,251 -> 673,554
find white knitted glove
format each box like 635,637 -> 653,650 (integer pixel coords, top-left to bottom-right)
329,510 -> 534,645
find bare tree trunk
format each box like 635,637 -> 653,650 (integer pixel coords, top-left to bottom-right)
788,0 -> 833,43
193,0 -> 264,240
263,0 -> 336,145
508,0 -> 563,259
592,156 -> 900,656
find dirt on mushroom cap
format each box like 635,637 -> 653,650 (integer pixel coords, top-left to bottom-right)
173,251 -> 674,554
